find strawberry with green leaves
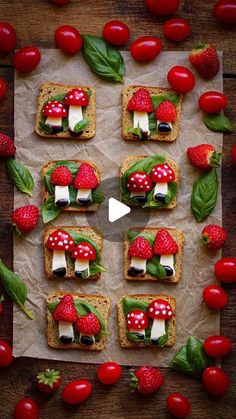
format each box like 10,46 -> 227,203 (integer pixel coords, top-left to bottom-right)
201,224 -> 227,251
36,369 -> 61,395
189,42 -> 220,80
130,366 -> 164,394
187,144 -> 223,171
12,205 -> 39,234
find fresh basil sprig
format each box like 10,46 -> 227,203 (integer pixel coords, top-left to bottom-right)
191,168 -> 218,222
203,113 -> 233,133
0,259 -> 34,320
82,34 -> 125,83
7,158 -> 34,197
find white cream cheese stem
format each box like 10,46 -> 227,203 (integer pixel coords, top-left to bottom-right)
133,111 -> 150,135
130,257 -> 147,274
55,185 -> 70,206
68,105 -> 83,131
52,250 -> 66,272
58,321 -> 74,342
150,318 -> 166,341
160,254 -> 175,276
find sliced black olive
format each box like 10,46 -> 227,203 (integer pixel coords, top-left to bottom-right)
150,338 -> 159,346
53,267 -> 66,277
77,198 -> 92,206
163,265 -> 174,277
128,267 -> 144,276
154,193 -> 166,203
80,335 -> 94,346
60,335 -> 73,344
134,333 -> 145,340
135,195 -> 147,204
51,126 -> 63,133
74,270 -> 83,279
158,122 -> 171,133
56,199 -> 70,208
141,130 -> 149,141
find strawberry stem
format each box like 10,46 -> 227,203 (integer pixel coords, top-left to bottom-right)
194,41 -> 206,50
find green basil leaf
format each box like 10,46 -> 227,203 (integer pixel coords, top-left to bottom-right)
7,158 -> 34,197
74,118 -> 89,133
0,259 -> 34,320
39,121 -> 53,135
79,301 -> 107,332
74,299 -> 89,317
65,231 -> 102,263
127,230 -> 155,246
42,196 -> 62,224
191,168 -> 218,222
158,323 -> 169,347
122,297 -> 149,317
92,186 -> 105,204
62,118 -> 69,132
144,181 -> 178,208
47,299 -> 60,314
128,126 -> 142,139
186,336 -> 214,378
203,113 -> 233,133
48,93 -> 67,103
82,34 -> 125,83
149,93 -> 180,135
170,345 -> 195,377
146,256 -> 167,278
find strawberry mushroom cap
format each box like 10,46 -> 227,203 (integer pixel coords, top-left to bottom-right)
153,229 -> 178,278
50,165 -> 73,208
76,312 -> 101,346
147,299 -> 173,345
155,100 -> 177,133
126,171 -> 152,204
126,309 -> 149,340
53,294 -> 78,344
64,88 -> 89,132
46,229 -> 74,277
71,242 -> 97,278
150,163 -> 175,204
127,88 -> 153,140
42,100 -> 68,131
73,163 -> 99,206
128,236 -> 153,277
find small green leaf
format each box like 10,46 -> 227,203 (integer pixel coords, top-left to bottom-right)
92,186 -> 105,204
74,299 -> 88,317
186,336 -> 214,378
42,196 -> 62,224
203,113 -> 233,133
74,118 -> 89,133
127,230 -> 155,246
128,125 -> 142,139
146,256 -> 167,278
48,93 -> 67,103
122,297 -> 149,317
47,299 -> 60,314
191,168 -> 218,222
62,118 -> 69,132
170,345 -> 195,377
39,121 -> 53,135
7,158 -> 34,197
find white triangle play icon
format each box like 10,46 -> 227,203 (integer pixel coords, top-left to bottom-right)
108,198 -> 131,223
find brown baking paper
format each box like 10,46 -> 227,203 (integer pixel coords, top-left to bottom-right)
13,50 -> 223,366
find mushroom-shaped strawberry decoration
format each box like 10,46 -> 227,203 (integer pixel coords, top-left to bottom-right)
128,236 -> 153,276
126,171 -> 152,204
50,165 -> 73,208
64,88 -> 89,132
42,100 -> 68,132
127,88 -> 154,140
153,229 -> 178,277
53,294 -> 78,344
147,299 -> 173,345
75,312 -> 101,345
155,100 -> 177,133
71,242 -> 96,278
126,309 -> 148,340
150,163 -> 175,203
46,229 -> 74,277
73,163 -> 99,205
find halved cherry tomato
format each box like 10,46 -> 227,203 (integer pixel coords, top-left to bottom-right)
214,0 -> 236,24
215,257 -> 236,283
0,79 -> 7,100
163,18 -> 191,42
54,25 -> 83,54
13,46 -> 41,73
146,0 -> 180,16
97,362 -> 122,385
167,66 -> 195,93
231,145 -> 236,164
14,398 -> 39,419
0,22 -> 17,53
203,285 -> 228,309
103,20 -> 130,46
202,367 -> 230,396
0,339 -> 13,367
62,379 -> 92,405
130,36 -> 162,62
167,392 -> 191,418
198,91 -> 227,113
204,335 -> 232,357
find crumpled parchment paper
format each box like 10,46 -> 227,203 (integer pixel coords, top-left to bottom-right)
13,50 -> 222,366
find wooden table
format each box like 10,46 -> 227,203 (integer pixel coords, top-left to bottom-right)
0,1 -> 235,417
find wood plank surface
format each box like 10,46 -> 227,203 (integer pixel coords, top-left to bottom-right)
0,1 -> 236,418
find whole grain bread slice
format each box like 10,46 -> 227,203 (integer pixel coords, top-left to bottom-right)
42,159 -> 101,213
124,227 -> 184,283
122,85 -> 183,142
120,155 -> 180,209
44,226 -> 103,280
47,291 -> 110,350
117,294 -> 176,348
35,82 -> 96,139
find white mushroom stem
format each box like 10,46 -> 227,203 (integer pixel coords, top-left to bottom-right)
45,116 -> 62,127
130,257 -> 147,274
133,111 -> 150,134
58,321 -> 74,342
52,250 -> 66,272
130,191 -> 146,199
130,327 -> 145,337
76,188 -> 92,203
160,254 -> 175,276
150,318 -> 166,340
154,182 -> 168,197
55,186 -> 70,206
74,259 -> 90,276
68,105 -> 83,131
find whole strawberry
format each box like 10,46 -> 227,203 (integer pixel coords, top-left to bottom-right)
12,205 -> 39,234
187,144 -> 223,171
36,369 -> 61,395
201,224 -> 227,250
155,101 -> 177,122
130,366 -> 164,395
0,133 -> 16,157
189,42 -> 220,79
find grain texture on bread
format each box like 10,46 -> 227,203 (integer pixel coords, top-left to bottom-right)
117,294 -> 176,348
120,155 -> 180,209
124,227 -> 184,283
47,291 -> 110,350
122,85 -> 183,142
44,226 -> 103,280
35,82 -> 96,139
42,159 -> 101,213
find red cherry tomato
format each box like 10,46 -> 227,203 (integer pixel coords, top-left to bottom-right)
0,339 -> 13,367
54,25 -> 83,54
214,0 -> 236,24
167,66 -> 195,93
163,18 -> 191,42
97,362 -> 122,385
14,398 -> 39,419
231,145 -> 236,164
0,22 -> 17,53
103,20 -> 130,46
146,0 -> 180,16
130,36 -> 162,62
215,257 -> 236,283
198,91 -> 227,113
51,0 -> 70,4
202,367 -> 230,396
13,46 -> 41,73
204,335 -> 232,357
203,285 -> 228,309
167,393 -> 191,418
0,79 -> 7,100
62,379 -> 92,405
